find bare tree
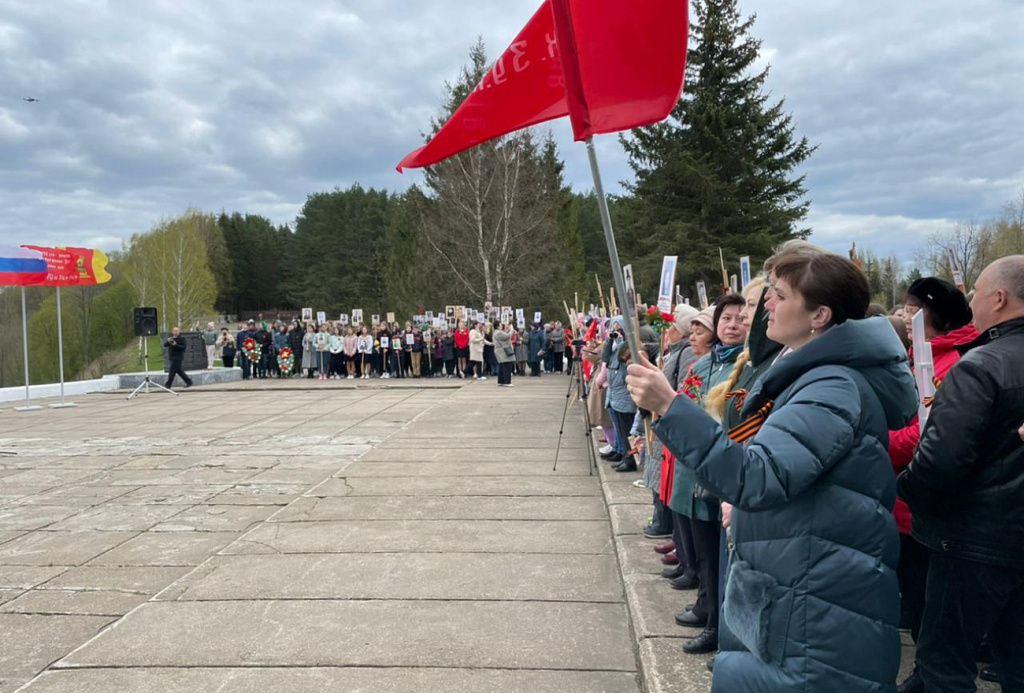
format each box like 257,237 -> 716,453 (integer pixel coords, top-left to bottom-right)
924,220 -> 993,289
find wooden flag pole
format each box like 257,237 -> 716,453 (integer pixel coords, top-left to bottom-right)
719,248 -> 730,295
596,274 -> 608,317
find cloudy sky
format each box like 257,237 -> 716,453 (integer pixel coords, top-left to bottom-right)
1,0 -> 1022,263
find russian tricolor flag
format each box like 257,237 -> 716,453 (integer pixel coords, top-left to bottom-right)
0,246 -> 49,286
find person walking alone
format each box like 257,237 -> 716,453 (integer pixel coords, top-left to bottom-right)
164,327 -> 193,390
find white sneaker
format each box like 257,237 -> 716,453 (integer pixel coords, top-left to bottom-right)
458,372 -> 464,379
505,383 -> 515,387
477,376 -> 487,381
599,444 -> 614,455
347,375 -> 354,380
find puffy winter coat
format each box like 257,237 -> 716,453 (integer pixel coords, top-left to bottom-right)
653,317 -> 917,693
887,323 -> 978,534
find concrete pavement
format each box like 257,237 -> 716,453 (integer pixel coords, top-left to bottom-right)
0,376 -> 639,692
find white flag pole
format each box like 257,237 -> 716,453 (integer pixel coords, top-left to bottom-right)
15,286 -> 42,412
585,137 -> 640,364
51,286 -> 77,408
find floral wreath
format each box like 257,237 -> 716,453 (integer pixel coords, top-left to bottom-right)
242,337 -> 262,363
277,346 -> 294,374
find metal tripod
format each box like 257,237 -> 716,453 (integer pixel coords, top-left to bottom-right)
553,356 -> 598,474
127,337 -> 177,400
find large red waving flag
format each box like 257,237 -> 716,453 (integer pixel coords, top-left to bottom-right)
397,0 -> 687,172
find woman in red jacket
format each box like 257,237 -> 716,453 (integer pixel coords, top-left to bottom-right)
889,277 -> 977,693
453,320 -> 470,379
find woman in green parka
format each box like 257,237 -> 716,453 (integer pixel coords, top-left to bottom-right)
627,252 -> 917,693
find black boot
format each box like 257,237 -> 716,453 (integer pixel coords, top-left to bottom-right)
661,564 -> 690,579
613,458 -> 638,472
896,670 -> 924,693
683,628 -> 718,654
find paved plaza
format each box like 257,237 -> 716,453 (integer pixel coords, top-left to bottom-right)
0,376 -> 640,692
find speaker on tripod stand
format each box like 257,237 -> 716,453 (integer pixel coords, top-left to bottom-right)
133,307 -> 158,337
128,307 -> 176,399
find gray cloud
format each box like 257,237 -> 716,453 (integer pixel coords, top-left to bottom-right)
0,0 -> 1021,265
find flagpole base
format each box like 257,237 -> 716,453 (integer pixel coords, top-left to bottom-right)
14,405 -> 43,412
50,403 -> 78,409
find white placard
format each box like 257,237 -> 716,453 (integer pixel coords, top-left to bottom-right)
730,274 -> 739,294
380,336 -> 390,349
352,309 -> 363,324
371,314 -> 380,325
911,309 -> 936,432
740,256 -> 752,290
316,311 -> 326,324
658,255 -> 678,314
386,312 -> 395,323
406,333 -> 414,346
533,311 -> 542,323
339,313 -> 349,325
696,282 -> 709,310
302,308 -> 313,321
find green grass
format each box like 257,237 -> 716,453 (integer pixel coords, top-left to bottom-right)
105,336 -> 167,375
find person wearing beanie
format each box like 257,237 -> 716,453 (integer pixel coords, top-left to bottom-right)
889,276 -> 979,693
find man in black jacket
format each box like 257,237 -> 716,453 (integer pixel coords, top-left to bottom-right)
163,327 -> 193,389
898,255 -> 1024,692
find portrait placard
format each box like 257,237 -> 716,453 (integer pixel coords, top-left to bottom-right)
658,255 -> 678,314
696,282 -> 709,310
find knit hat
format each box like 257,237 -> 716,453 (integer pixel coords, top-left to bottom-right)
907,277 -> 972,332
672,304 -> 700,335
690,307 -> 715,335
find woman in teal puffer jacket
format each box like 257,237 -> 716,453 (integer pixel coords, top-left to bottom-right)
626,252 -> 918,692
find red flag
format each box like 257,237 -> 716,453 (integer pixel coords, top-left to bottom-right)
397,4 -> 567,172
22,246 -> 112,286
398,0 -> 688,171
550,0 -> 688,141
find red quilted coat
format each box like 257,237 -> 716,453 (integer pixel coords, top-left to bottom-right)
888,323 -> 979,534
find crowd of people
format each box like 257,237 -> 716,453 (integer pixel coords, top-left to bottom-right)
199,317 -> 577,385
579,244 -> 1023,692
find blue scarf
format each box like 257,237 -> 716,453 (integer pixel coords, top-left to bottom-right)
712,343 -> 744,363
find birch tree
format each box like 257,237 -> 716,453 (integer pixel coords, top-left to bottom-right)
414,41 -> 568,307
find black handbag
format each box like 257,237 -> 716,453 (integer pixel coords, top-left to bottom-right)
503,345 -> 515,357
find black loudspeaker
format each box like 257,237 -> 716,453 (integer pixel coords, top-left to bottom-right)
133,307 -> 158,337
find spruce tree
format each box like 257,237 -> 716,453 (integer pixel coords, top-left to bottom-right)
620,0 -> 814,298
